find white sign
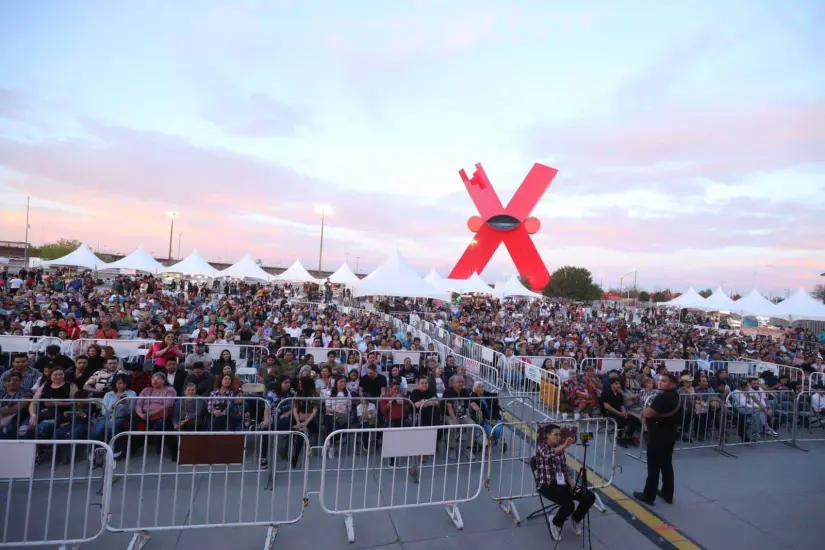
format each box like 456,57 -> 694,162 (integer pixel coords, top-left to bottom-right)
0,442 -> 36,478
525,365 -> 542,384
381,427 -> 438,458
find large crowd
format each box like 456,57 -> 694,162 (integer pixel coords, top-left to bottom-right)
1,264 -> 824,469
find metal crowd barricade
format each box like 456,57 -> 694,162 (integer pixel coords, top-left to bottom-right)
723,389 -> 798,449
793,390 -> 825,444
275,346 -> 364,373
486,418 -> 616,524
0,335 -> 63,367
578,357 -> 640,374
520,356 -> 578,373
501,357 -> 561,420
319,423 -> 487,543
652,359 -> 699,375
0,440 -> 115,549
2,397 -> 108,482
72,338 -> 154,362
807,372 -> 825,391
751,361 -> 806,386
276,396 -> 416,473
106,429 -> 309,550
183,342 -> 269,371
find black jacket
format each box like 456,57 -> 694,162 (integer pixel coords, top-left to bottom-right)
153,367 -> 188,396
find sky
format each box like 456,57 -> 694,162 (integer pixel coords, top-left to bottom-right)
0,0 -> 823,296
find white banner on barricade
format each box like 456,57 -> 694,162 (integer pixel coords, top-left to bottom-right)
0,440 -> 115,549
319,424 -> 486,543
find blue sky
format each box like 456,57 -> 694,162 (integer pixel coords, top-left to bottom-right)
1,0 -> 823,294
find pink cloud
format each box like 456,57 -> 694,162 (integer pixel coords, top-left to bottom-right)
202,92 -> 310,138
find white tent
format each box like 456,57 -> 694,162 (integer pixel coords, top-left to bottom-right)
353,251 -> 449,300
444,272 -> 494,294
730,289 -> 777,318
328,263 -> 360,285
100,246 -> 164,273
218,253 -> 274,282
773,289 -> 825,321
0,257 -> 9,265
273,259 -> 319,284
39,243 -> 106,270
423,269 -> 452,292
700,287 -> 737,312
657,287 -> 707,309
494,274 -> 544,299
161,249 -> 219,277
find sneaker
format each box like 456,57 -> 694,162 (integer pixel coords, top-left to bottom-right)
327,447 -> 335,460
92,447 -> 106,467
571,519 -> 583,536
549,522 -> 562,541
260,457 -> 268,469
448,451 -> 457,461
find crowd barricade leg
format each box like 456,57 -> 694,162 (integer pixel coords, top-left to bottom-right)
318,424 -> 487,543
0,439 -> 115,549
792,390 -> 825,447
106,429 -> 309,550
485,418 -> 616,525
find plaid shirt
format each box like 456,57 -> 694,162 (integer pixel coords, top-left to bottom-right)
535,443 -> 568,487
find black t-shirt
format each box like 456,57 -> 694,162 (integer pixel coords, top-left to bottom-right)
647,389 -> 680,435
401,367 -> 419,385
443,387 -> 471,418
600,388 -> 625,414
410,388 -> 440,423
359,373 -> 387,398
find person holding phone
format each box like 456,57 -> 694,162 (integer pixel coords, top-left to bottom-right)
535,423 -> 596,541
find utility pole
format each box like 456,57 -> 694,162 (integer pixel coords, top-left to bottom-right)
23,196 -> 30,267
177,232 -> 182,260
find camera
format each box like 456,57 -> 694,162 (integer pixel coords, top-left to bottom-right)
579,431 -> 594,444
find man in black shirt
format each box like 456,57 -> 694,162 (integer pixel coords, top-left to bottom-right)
359,364 -> 387,401
599,379 -> 640,447
409,377 -> 441,427
634,372 -> 680,505
442,377 -> 479,460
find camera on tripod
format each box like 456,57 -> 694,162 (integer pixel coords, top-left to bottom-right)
579,431 -> 594,444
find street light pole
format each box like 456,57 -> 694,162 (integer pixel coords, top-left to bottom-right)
177,232 -> 182,259
314,205 -> 333,275
356,256 -> 360,275
166,211 -> 178,262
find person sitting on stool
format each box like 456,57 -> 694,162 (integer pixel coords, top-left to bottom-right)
634,371 -> 680,505
535,424 -> 596,541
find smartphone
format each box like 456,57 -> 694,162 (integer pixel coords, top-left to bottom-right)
559,424 -> 578,444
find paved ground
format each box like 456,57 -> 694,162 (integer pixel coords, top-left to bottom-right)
2,406 -> 821,550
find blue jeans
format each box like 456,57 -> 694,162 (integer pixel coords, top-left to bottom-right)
91,417 -> 128,454
480,421 -> 503,444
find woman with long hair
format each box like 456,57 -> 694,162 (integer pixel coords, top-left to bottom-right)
212,349 -> 236,377
322,376 -> 352,460
208,374 -> 243,432
28,367 -> 85,463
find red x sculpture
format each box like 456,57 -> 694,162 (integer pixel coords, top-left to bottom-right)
449,162 -> 557,291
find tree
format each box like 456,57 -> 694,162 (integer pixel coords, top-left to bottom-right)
698,288 -> 713,298
651,291 -> 668,302
542,266 -> 602,300
35,239 -> 82,260
813,284 -> 825,304
518,275 -> 533,290
638,291 -> 651,302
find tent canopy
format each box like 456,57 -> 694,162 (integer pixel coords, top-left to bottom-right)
218,253 -> 274,282
495,274 -> 544,299
773,289 -> 825,321
38,243 -> 106,270
273,259 -> 319,284
353,251 -> 449,300
161,249 -> 220,277
328,263 -> 360,285
657,287 -> 706,309
100,246 -> 164,273
701,287 -> 737,312
730,289 -> 777,318
444,272 -> 493,294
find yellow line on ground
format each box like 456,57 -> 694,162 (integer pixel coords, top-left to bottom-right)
500,412 -> 702,550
